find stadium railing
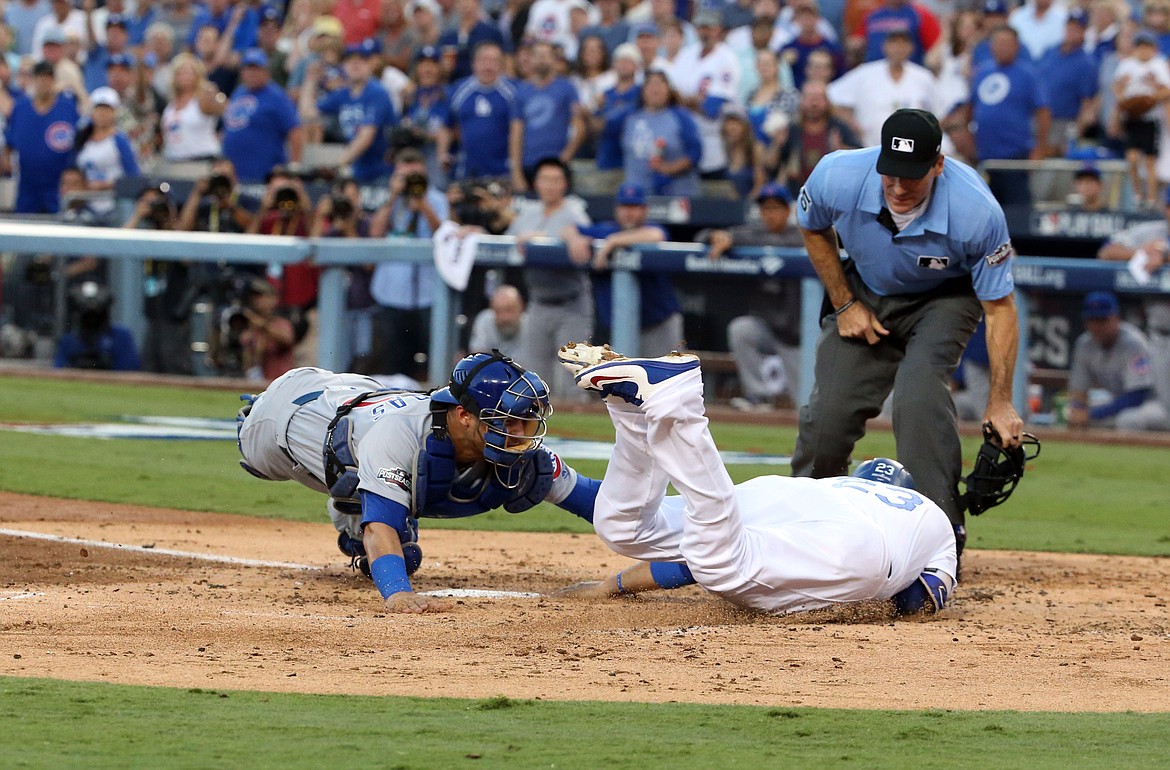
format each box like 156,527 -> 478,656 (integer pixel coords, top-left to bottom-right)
2,221 -> 1166,416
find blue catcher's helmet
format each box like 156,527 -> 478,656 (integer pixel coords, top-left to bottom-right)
431,350 -> 552,487
852,458 -> 916,489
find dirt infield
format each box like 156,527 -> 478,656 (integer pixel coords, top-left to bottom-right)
1,491 -> 1168,712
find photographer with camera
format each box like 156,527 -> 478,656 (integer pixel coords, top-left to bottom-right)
238,278 -> 297,382
123,181 -> 195,374
178,157 -> 258,235
249,167 -> 319,360
312,177 -> 378,371
54,280 -> 141,371
369,147 -> 448,381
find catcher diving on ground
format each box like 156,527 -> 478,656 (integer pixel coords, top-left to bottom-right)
236,352 -> 601,613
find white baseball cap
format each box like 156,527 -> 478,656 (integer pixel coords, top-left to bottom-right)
90,86 -> 121,108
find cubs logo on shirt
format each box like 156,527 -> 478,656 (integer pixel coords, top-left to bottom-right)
224,94 -> 259,131
45,121 -> 75,152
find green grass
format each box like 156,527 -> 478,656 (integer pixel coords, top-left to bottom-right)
1,677 -> 1167,770
1,376 -> 1169,554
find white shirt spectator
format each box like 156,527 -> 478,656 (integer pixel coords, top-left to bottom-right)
671,41 -> 741,173
1009,0 -> 1068,60
31,11 -> 89,60
525,0 -> 597,54
827,58 -> 937,147
1114,53 -> 1170,121
161,97 -> 222,161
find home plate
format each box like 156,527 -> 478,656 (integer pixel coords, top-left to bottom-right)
0,591 -> 42,602
419,588 -> 540,599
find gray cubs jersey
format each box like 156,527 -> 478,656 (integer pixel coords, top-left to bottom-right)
1068,322 -> 1156,396
239,367 -> 432,513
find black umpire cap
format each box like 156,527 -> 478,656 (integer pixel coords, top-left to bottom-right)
876,109 -> 943,180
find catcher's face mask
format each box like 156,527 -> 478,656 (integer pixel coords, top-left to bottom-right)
963,424 -> 1041,516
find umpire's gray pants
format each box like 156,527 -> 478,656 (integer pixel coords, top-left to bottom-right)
791,271 -> 983,530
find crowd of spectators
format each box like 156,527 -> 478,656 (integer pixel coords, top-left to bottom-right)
0,0 -> 1168,427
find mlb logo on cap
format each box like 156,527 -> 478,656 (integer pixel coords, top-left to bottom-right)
891,137 -> 915,153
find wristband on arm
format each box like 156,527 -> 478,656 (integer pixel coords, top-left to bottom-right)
833,297 -> 856,316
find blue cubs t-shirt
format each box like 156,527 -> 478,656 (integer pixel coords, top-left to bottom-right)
437,21 -> 507,82
319,79 -> 396,182
796,146 -> 1015,301
515,77 -> 578,169
5,92 -> 79,213
864,5 -> 924,64
222,82 -> 300,182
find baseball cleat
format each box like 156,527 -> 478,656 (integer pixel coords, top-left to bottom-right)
557,341 -> 623,376
559,343 -> 700,406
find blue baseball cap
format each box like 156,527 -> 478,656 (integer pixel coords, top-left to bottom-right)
1082,291 -> 1120,320
757,182 -> 791,204
1075,162 -> 1100,179
982,0 -> 1007,15
615,182 -> 646,205
633,22 -> 659,37
1067,6 -> 1088,25
260,5 -> 283,24
106,12 -> 128,27
344,38 -> 381,58
107,52 -> 135,68
416,44 -> 440,62
241,48 -> 269,67
1135,30 -> 1158,46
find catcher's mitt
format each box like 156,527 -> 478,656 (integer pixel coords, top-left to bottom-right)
1119,94 -> 1158,118
962,423 -> 1041,516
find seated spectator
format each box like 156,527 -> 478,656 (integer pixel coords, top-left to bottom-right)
444,40 -> 515,181
156,0 -> 197,52
239,278 -> 297,382
621,69 -> 702,196
509,40 -> 583,192
222,49 -> 304,183
698,183 -> 805,411
860,0 -> 942,66
1071,163 -> 1107,210
406,0 -> 442,52
144,22 -> 179,100
287,15 -> 345,99
103,53 -> 159,165
506,157 -> 592,400
32,0 -> 87,60
54,280 -> 141,371
369,148 -> 448,380
468,283 -> 526,357
803,47 -> 839,85
1066,291 -> 1169,431
564,181 -> 682,355
161,54 -> 227,162
335,0 -> 381,45
2,61 -> 80,214
376,0 -> 418,74
721,109 -> 764,200
74,87 -> 140,214
300,38 -> 396,183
